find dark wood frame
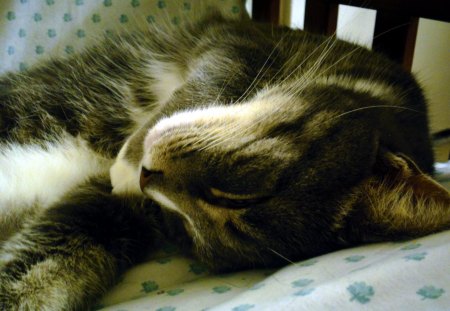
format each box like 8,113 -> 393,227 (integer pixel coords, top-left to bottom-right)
252,0 -> 450,71
251,0 -> 281,24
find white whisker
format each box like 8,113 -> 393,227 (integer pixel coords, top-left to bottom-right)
332,105 -> 424,120
235,31 -> 289,104
268,248 -> 298,266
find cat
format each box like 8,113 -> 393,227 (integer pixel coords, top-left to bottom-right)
1,12 -> 449,311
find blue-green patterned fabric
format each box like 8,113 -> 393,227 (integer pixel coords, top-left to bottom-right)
0,0 -> 245,74
97,229 -> 450,310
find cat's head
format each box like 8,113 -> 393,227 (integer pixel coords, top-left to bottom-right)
137,86 -> 450,271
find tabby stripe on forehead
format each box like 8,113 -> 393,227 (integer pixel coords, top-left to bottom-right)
221,138 -> 259,158
315,76 -> 395,101
264,116 -> 310,139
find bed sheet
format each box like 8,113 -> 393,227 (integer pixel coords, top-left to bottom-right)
1,1 -> 449,310
98,229 -> 450,311
0,0 -> 245,74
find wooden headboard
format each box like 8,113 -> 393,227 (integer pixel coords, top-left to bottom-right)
251,0 -> 450,71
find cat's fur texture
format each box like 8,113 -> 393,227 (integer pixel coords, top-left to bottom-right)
1,13 -> 449,310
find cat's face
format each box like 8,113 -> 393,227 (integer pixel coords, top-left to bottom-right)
138,85 -> 383,270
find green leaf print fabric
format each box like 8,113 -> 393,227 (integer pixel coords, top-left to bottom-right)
94,229 -> 449,311
1,1 -> 450,310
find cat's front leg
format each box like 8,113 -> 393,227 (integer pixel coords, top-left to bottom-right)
0,176 -> 162,311
0,240 -> 117,310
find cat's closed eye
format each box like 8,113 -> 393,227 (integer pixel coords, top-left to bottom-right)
200,187 -> 270,209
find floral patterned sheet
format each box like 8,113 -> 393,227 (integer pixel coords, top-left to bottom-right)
98,229 -> 450,311
1,1 -> 449,310
0,0 -> 245,74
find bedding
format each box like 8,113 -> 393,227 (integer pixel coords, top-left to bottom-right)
0,0 -> 245,74
1,1 -> 449,310
99,226 -> 450,310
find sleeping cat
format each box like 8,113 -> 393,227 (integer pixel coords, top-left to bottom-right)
1,12 -> 449,310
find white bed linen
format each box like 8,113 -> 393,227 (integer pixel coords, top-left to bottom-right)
98,229 -> 450,311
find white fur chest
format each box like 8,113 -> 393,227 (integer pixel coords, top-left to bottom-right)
0,136 -> 112,217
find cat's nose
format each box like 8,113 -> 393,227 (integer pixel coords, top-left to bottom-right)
140,167 -> 163,191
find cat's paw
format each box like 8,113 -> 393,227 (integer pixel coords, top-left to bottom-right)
0,255 -> 73,311
0,243 -> 113,311
110,154 -> 141,195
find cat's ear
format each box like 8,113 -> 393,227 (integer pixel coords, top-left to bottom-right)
347,152 -> 450,242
